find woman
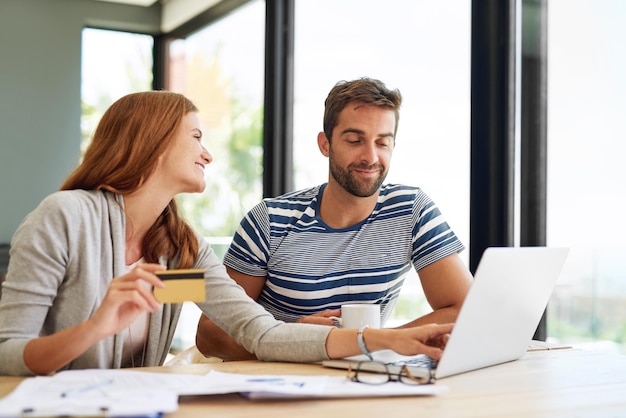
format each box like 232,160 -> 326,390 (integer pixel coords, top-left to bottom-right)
0,91 -> 452,376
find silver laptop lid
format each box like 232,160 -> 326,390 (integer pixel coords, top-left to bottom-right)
435,246 -> 569,378
321,247 -> 570,379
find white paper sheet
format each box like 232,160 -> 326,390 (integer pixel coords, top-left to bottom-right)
0,369 -> 185,417
0,367 -> 447,416
213,371 -> 448,400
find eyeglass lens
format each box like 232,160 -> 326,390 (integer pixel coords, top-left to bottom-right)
349,362 -> 433,385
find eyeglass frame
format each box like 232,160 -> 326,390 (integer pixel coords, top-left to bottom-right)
347,361 -> 435,385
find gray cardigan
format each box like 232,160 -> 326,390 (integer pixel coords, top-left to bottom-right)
0,190 -> 330,376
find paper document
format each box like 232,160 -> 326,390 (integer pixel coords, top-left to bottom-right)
0,367 -> 446,416
202,370 -> 448,399
0,369 -> 183,417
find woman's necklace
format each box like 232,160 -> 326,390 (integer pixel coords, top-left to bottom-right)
125,257 -> 149,368
127,323 -> 148,368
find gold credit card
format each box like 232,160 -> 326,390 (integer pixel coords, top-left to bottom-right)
153,269 -> 205,303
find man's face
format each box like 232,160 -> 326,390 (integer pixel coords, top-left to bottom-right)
326,103 -> 396,197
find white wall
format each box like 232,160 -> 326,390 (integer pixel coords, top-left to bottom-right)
0,0 -> 160,243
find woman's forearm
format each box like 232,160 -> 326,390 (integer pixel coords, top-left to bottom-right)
23,319 -> 105,375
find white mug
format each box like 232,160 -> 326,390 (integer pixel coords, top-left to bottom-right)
331,303 -> 381,329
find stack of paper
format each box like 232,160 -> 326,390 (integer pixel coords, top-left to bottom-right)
0,368 -> 447,416
0,369 -> 184,417
201,371 -> 448,399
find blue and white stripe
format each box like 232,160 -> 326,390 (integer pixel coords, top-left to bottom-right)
223,183 -> 464,325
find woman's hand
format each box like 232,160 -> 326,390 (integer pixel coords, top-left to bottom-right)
326,323 -> 454,361
375,323 -> 454,361
296,309 -> 341,326
23,264 -> 167,375
88,263 -> 166,338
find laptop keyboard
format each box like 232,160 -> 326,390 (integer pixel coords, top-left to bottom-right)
387,355 -> 438,369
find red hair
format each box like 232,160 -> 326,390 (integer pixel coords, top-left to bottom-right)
61,91 -> 200,268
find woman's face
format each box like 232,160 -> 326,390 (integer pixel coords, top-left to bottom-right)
158,112 -> 212,194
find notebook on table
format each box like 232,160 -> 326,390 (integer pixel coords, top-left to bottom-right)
322,246 -> 570,380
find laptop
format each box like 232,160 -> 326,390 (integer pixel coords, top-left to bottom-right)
322,246 -> 570,380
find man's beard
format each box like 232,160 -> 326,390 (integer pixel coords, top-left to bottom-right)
328,149 -> 387,198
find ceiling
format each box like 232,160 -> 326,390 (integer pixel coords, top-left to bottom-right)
94,0 -> 159,5
90,0 -> 223,33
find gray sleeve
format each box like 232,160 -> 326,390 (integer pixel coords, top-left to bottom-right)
193,236 -> 332,362
0,193 -> 77,376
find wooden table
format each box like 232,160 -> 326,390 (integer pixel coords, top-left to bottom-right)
2,348 -> 625,417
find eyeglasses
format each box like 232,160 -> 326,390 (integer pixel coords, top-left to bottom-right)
347,361 -> 435,385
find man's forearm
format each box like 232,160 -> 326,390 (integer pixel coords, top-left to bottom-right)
195,315 -> 257,361
395,305 -> 461,329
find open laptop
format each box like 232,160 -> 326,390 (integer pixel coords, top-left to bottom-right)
322,246 -> 570,380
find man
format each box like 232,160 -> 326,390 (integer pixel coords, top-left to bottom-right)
196,77 -> 473,360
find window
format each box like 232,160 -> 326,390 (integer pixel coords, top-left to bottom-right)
81,28 -> 153,152
546,0 -> 626,353
165,0 -> 265,351
293,0 -> 472,325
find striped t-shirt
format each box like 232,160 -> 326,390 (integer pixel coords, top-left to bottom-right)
223,183 -> 464,325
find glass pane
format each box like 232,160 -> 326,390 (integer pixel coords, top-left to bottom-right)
293,0 -> 471,326
166,0 -> 265,351
547,0 -> 626,353
81,28 -> 153,153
